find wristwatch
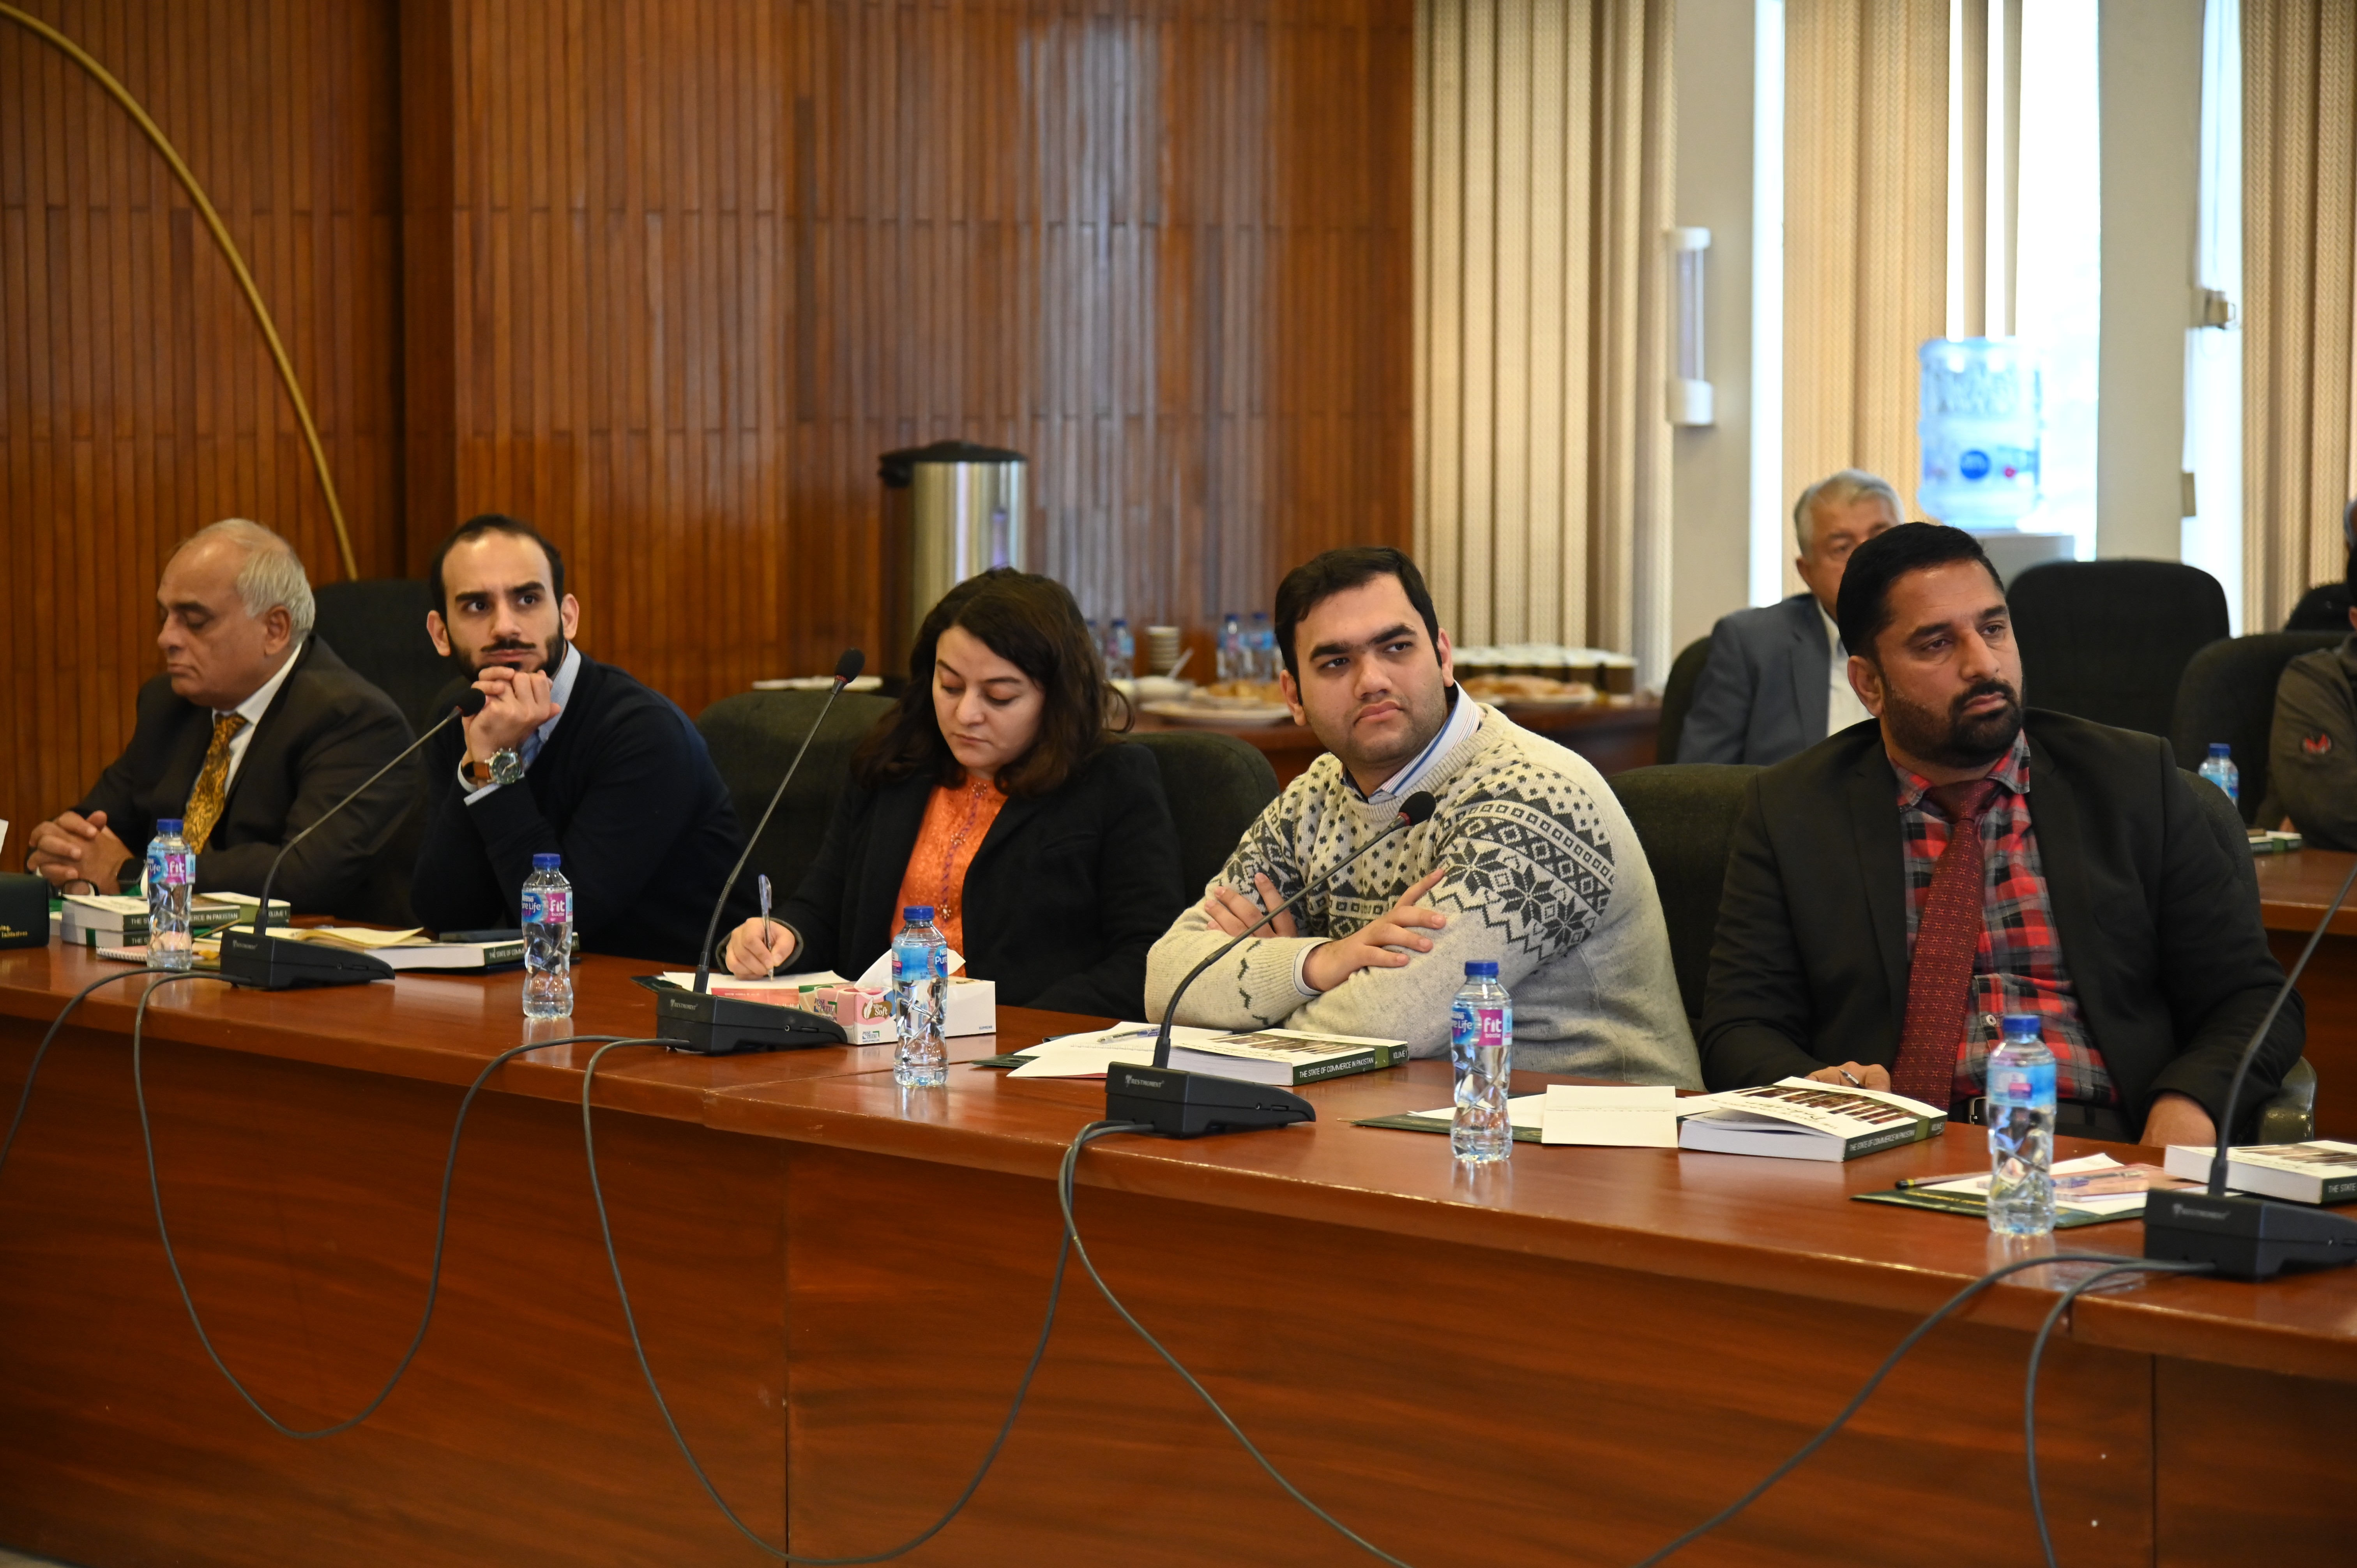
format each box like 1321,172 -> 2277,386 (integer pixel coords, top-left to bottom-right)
466,747 -> 527,788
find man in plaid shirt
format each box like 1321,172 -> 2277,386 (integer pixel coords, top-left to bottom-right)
1700,524 -> 2300,1148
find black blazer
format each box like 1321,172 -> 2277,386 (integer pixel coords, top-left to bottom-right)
774,742 -> 1185,1019
410,654 -> 756,964
1699,710 -> 2302,1132
74,636 -> 416,913
1676,593 -> 1836,765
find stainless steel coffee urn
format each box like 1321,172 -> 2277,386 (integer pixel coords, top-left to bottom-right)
878,440 -> 1027,674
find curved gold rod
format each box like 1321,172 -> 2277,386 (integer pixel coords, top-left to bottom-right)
1,2 -> 359,579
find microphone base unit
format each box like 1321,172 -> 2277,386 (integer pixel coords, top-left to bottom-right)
2142,1188 -> 2357,1281
1105,1064 -> 1315,1138
219,929 -> 396,991
652,987 -> 847,1055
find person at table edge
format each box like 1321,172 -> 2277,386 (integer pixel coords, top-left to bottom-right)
1700,523 -> 2301,1146
1675,468 -> 1900,765
408,514 -> 756,962
1144,546 -> 1700,1079
23,518 -> 415,912
2267,538 -> 2357,849
721,569 -> 1186,1019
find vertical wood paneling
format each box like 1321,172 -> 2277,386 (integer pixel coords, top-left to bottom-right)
407,0 -> 1410,698
0,0 -> 403,857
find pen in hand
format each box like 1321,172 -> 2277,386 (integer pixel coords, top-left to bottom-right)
757,873 -> 775,978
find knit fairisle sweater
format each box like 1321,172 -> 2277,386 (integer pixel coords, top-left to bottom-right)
1145,706 -> 1702,1083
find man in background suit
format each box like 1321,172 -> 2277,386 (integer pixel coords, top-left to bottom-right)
1700,524 -> 2300,1147
1675,468 -> 1901,763
407,514 -> 753,962
23,519 -> 417,912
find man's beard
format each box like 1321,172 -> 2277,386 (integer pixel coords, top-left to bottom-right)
1880,676 -> 2022,770
465,629 -> 567,678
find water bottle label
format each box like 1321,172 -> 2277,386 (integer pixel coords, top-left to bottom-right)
159,850 -> 192,885
542,888 -> 568,924
1988,1060 -> 2056,1107
1451,1003 -> 1506,1051
521,888 -> 544,925
894,943 -> 926,985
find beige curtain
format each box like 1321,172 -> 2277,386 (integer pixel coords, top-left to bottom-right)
2244,0 -> 2357,625
1414,0 -> 1675,676
1782,0 -> 1948,550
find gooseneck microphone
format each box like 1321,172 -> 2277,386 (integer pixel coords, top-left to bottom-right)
650,649 -> 864,1056
221,687 -> 489,991
2143,850 -> 2357,1280
1108,790 -> 1440,1137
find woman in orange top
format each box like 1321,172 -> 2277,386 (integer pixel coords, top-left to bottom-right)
719,570 -> 1185,1018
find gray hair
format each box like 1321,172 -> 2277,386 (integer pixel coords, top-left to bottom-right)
1793,469 -> 1903,554
172,518 -> 316,639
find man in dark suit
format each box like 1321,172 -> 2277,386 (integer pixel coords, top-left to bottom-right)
24,519 -> 416,912
1676,469 -> 1900,763
408,514 -> 754,962
1701,523 -> 2300,1147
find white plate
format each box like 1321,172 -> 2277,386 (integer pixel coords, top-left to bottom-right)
1141,700 -> 1294,727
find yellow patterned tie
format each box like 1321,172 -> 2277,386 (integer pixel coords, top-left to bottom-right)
182,713 -> 248,854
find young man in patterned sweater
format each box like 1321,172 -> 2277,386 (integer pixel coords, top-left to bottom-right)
1145,547 -> 1701,1082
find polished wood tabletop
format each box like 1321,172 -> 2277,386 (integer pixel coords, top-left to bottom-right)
2254,846 -> 2357,935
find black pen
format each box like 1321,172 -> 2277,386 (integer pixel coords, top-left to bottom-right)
757,873 -> 775,978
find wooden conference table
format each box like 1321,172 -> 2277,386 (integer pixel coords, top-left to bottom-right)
2253,847 -> 2357,1139
0,943 -> 2350,1567
1132,698 -> 1661,786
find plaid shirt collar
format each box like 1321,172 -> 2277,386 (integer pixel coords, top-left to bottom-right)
1890,729 -> 2032,813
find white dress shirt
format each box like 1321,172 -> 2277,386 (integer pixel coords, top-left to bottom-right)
461,644 -> 583,804
219,639 -> 304,794
1822,607 -> 1873,736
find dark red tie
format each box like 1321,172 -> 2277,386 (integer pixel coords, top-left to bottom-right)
1892,778 -> 2001,1107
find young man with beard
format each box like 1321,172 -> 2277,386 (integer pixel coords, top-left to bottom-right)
408,514 -> 755,962
1145,547 -> 1700,1081
1700,523 -> 2299,1146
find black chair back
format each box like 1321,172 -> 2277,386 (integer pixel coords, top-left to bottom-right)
311,579 -> 458,735
2170,632 -> 2343,824
1605,763 -> 1760,1023
2008,560 -> 2229,738
695,690 -> 897,902
1130,731 -> 1280,894
1657,636 -> 1713,764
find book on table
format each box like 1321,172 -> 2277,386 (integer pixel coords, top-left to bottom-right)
60,893 -> 280,946
1677,1078 -> 1949,1162
2161,1140 -> 2357,1205
1002,1024 -> 1409,1085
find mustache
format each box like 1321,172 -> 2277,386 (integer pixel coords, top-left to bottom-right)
1951,679 -> 2019,718
483,639 -> 539,653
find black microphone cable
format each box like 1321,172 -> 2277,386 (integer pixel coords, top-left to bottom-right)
578,1038 -> 1083,1564
0,968 -> 167,1183
2023,1258 -> 2211,1568
126,972 -> 631,1439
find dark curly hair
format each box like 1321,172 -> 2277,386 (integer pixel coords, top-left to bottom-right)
852,569 -> 1129,798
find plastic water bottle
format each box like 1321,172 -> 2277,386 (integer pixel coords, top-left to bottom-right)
2198,743 -> 2239,805
892,906 -> 950,1087
1217,613 -> 1245,682
145,819 -> 195,972
521,853 -> 574,1018
1249,610 -> 1276,682
1986,1012 -> 2057,1236
1103,619 -> 1134,681
1449,961 -> 1513,1164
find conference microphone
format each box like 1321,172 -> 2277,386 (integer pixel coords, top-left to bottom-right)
651,648 -> 864,1056
2143,850 -> 2357,1280
1107,790 -> 1440,1137
220,687 -> 489,991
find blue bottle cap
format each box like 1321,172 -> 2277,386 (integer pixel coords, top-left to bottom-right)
532,853 -> 562,871
1464,960 -> 1499,978
2207,742 -> 2231,758
903,905 -> 935,922
155,819 -> 183,835
2000,1013 -> 2041,1038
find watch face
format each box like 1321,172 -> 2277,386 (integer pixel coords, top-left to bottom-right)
491,748 -> 526,785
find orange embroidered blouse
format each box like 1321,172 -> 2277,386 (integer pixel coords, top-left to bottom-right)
892,778 -> 1008,953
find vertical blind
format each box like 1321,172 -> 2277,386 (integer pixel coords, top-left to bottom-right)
1414,0 -> 1674,676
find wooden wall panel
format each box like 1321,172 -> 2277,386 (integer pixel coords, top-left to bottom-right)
404,0 -> 1413,701
0,0 -> 405,851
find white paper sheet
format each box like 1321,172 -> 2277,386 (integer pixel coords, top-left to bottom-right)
1003,1024 -> 1228,1079
1405,1094 -> 1550,1130
1539,1084 -> 1681,1147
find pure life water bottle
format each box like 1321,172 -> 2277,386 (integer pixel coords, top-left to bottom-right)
1986,1013 -> 2057,1235
145,818 -> 195,973
892,906 -> 950,1087
520,853 -> 573,1019
1449,960 -> 1512,1164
